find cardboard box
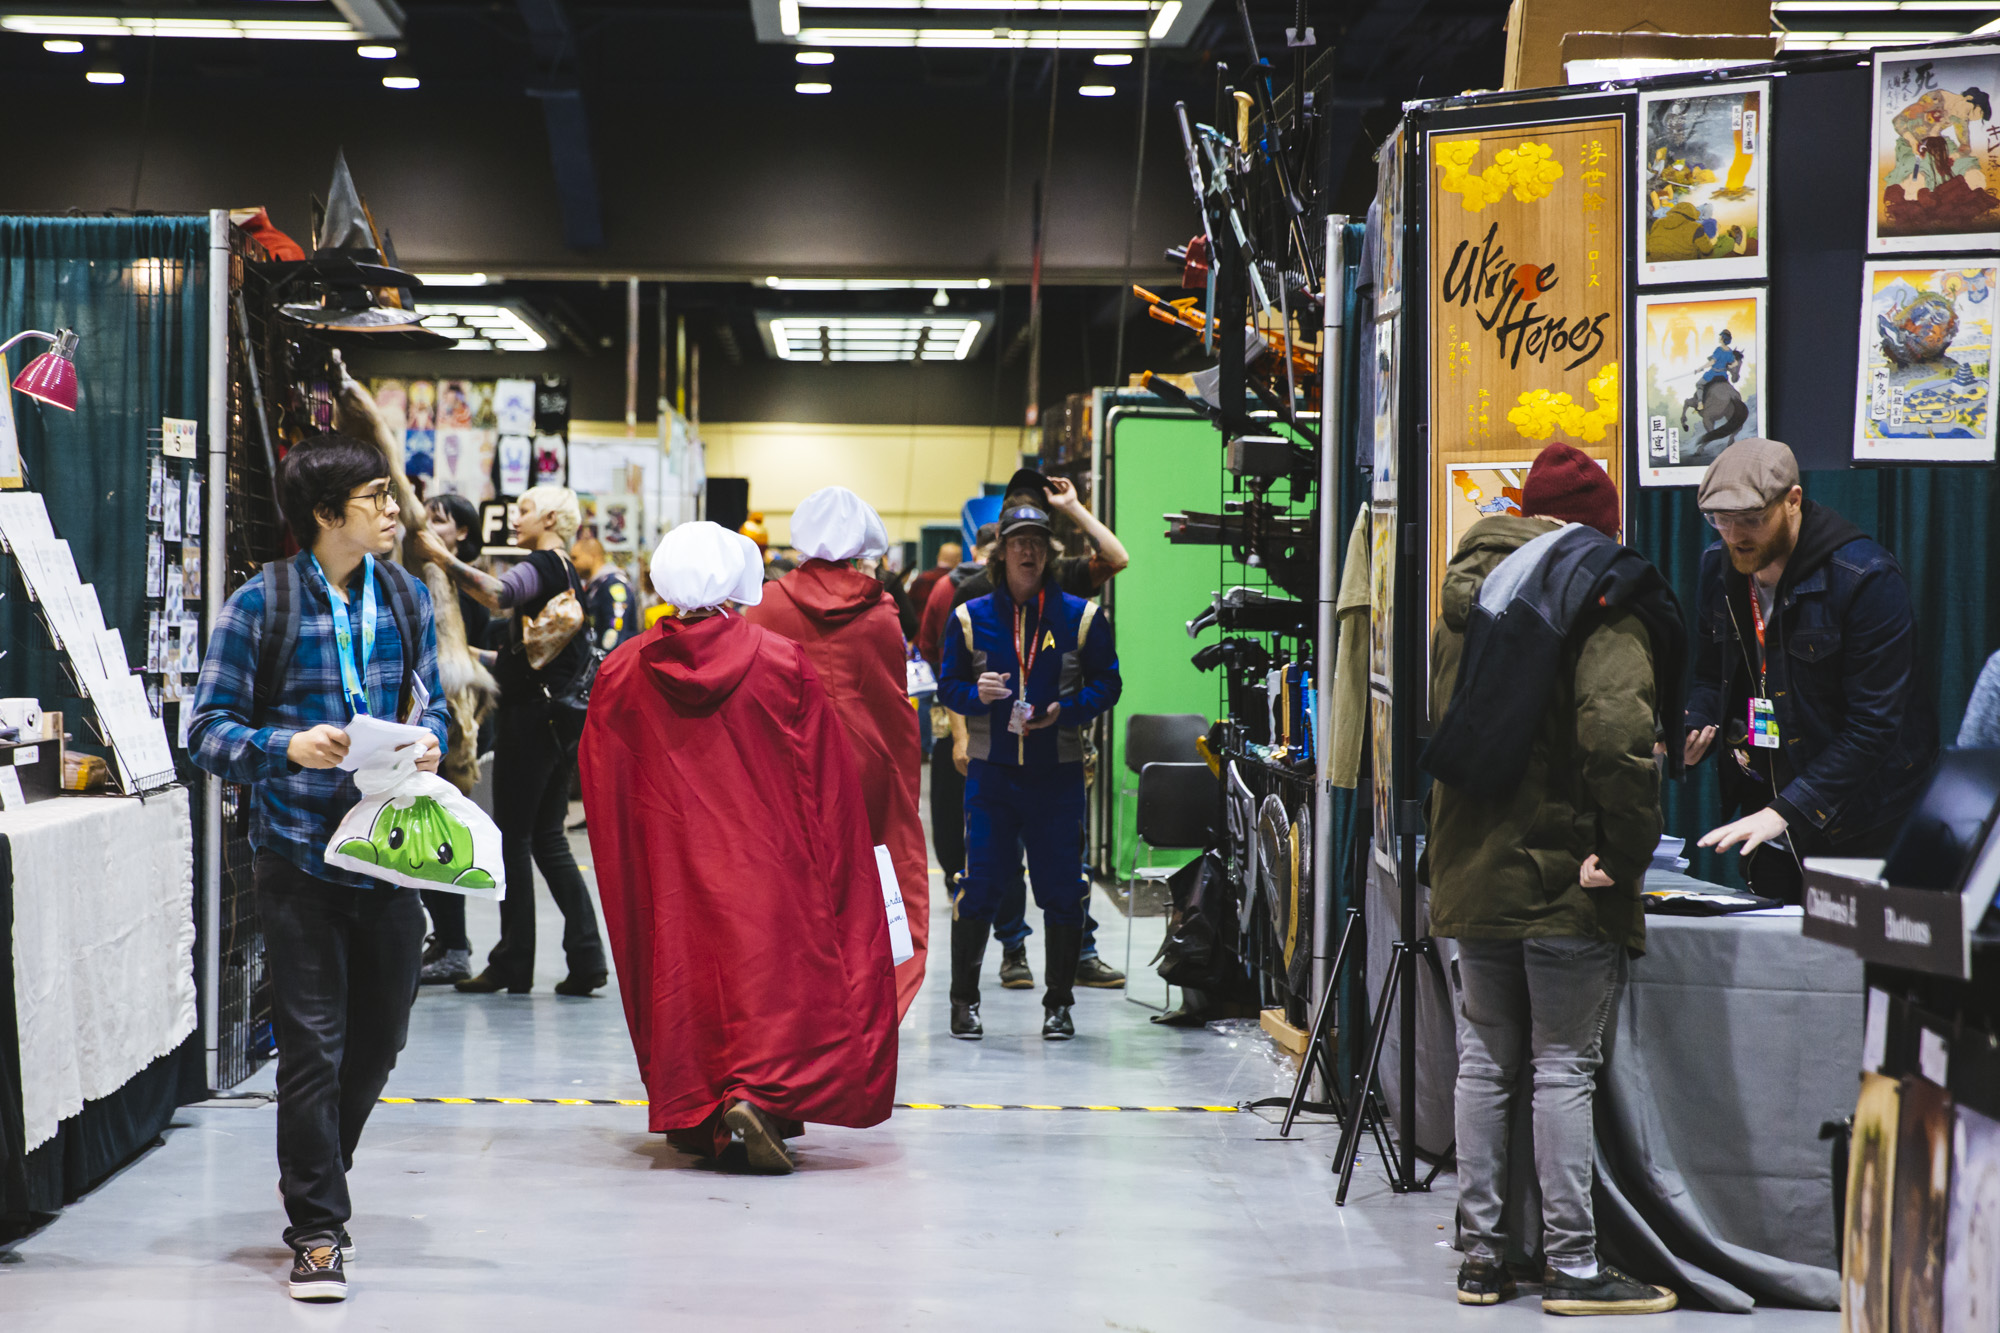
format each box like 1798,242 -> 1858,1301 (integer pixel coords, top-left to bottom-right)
1561,31 -> 1779,82
1502,0 -> 1772,91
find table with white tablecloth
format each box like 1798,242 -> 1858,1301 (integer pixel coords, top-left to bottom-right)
0,790 -> 198,1223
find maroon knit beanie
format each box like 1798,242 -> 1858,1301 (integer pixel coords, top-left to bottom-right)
1520,442 -> 1620,538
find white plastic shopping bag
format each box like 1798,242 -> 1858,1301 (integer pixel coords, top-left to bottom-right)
874,844 -> 914,965
323,725 -> 505,899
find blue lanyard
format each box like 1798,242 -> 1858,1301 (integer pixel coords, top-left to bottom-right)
311,553 -> 377,717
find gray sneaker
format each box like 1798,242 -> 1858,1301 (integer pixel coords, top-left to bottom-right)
419,948 -> 472,985
1541,1265 -> 1677,1316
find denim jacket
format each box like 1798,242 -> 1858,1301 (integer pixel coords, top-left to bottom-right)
1683,502 -> 1935,843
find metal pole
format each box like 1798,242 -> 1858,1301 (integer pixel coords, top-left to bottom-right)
202,209 -> 229,1093
1312,215 -> 1345,1060
624,276 -> 639,438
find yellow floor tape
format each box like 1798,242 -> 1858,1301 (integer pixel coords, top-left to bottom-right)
379,1097 -> 1238,1113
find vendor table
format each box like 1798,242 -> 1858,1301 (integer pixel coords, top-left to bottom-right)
0,790 -> 198,1225
1371,868 -> 1861,1312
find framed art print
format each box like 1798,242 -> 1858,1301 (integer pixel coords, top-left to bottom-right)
1855,261 -> 2000,462
1638,82 -> 1768,284
1638,287 -> 1766,485
1870,47 -> 2000,254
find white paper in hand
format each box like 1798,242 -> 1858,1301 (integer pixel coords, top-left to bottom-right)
338,713 -> 437,775
874,844 -> 915,966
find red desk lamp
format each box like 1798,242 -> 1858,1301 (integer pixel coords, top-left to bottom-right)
0,329 -> 80,411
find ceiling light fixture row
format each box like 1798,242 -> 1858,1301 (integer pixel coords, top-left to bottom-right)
762,277 -> 992,290
415,304 -> 548,352
760,314 -> 991,362
3,13 -> 367,40
760,0 -> 1193,47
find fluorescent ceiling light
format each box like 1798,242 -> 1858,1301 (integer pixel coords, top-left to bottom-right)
779,0 -> 799,32
763,276 -> 991,290
795,49 -> 834,61
413,272 -> 489,286
1149,0 -> 1179,38
41,35 -> 80,50
356,42 -> 396,57
796,26 -> 1149,46
760,314 -> 992,362
2,12 -> 366,39
1079,83 -> 1115,95
1093,51 -> 1131,64
382,72 -> 419,88
794,0 -> 1155,7
85,67 -> 121,82
796,80 -> 832,92
1775,1 -> 2000,8
416,304 -> 549,351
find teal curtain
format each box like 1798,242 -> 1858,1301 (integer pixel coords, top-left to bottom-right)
1632,468 -> 2000,885
0,217 -> 210,741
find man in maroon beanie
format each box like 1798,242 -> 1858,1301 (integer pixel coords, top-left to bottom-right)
1419,439 -> 1683,1316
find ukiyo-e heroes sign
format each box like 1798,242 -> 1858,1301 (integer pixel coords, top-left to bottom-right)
1427,116 -> 1625,624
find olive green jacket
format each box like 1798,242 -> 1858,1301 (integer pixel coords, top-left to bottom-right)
1423,516 -> 1661,954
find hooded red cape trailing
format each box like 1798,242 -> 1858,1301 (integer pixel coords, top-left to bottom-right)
578,612 -> 897,1146
744,560 -> 930,1018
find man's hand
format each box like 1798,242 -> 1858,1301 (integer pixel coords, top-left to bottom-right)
1579,854 -> 1614,889
287,724 -> 351,770
401,734 -> 442,775
1045,476 -> 1086,517
1025,701 -> 1063,731
976,671 -> 1013,704
1699,806 -> 1789,856
1684,726 -> 1717,766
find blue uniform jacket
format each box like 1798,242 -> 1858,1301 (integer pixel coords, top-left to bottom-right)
938,580 -> 1120,766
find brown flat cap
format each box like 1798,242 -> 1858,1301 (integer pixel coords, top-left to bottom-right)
1697,438 -> 1799,512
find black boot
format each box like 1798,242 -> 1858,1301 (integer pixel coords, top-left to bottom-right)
1042,921 -> 1082,1040
950,917 -> 992,1041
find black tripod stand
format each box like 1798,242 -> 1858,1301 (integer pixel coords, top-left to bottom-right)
1330,935 -> 1455,1205
1276,907 -> 1361,1137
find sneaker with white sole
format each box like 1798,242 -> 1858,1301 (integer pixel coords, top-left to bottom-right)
288,1236 -> 347,1302
1541,1265 -> 1677,1316
337,1228 -> 353,1262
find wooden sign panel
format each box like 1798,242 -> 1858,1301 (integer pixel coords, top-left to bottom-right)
1426,116 -> 1626,628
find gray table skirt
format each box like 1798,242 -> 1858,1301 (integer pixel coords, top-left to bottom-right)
1368,865 -> 1862,1312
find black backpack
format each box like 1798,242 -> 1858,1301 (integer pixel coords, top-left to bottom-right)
251,556 -> 424,726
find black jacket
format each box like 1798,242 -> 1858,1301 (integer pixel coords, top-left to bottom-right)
1422,522 -> 1685,801
1683,500 -> 1936,843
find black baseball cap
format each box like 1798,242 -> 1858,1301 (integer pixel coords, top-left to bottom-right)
1004,467 -> 1052,503
997,503 -> 1053,541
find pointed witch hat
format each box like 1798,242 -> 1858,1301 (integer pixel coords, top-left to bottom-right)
278,149 -> 426,331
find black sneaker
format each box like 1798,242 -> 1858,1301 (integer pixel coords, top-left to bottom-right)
1541,1265 -> 1677,1316
950,1002 -> 983,1040
288,1236 -> 347,1302
1456,1258 -> 1516,1305
337,1228 -> 354,1262
722,1100 -> 796,1174
1075,955 -> 1126,989
999,948 -> 1034,989
1042,1004 -> 1075,1041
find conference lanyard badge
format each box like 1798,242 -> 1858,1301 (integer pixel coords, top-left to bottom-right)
1008,698 -> 1033,736
1748,696 -> 1780,750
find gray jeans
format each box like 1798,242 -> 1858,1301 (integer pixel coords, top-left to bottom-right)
1451,935 -> 1625,1270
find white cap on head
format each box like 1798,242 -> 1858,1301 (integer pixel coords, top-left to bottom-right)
789,485 -> 889,563
649,521 -> 765,612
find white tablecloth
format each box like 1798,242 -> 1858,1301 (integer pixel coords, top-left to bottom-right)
6,790 -> 196,1151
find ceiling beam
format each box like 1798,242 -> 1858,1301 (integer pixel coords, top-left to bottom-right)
518,0 -> 605,250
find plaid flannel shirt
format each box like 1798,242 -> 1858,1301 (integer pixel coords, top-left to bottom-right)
188,552 -> 451,889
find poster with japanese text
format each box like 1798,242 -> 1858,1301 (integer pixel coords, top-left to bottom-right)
1871,47 -> 2000,254
1854,261 -> 1999,462
1427,116 -> 1625,628
1638,288 -> 1766,486
1638,83 -> 1768,285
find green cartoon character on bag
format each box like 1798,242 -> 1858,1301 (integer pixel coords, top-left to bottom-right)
337,795 -> 496,889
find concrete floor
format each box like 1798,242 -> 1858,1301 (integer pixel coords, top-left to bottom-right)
0,802 -> 1838,1330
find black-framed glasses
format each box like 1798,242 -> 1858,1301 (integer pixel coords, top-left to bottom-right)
1702,502 -> 1777,533
349,484 -> 394,514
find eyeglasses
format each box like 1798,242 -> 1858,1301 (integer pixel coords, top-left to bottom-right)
1702,502 -> 1778,533
348,485 -> 394,514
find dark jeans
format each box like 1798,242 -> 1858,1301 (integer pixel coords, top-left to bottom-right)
256,852 -> 424,1248
421,889 -> 468,952
959,760 -> 1088,928
933,738 -> 1102,956
487,701 -> 606,980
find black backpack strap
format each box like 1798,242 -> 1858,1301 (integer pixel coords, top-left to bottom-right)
252,559 -> 299,728
375,559 -> 424,723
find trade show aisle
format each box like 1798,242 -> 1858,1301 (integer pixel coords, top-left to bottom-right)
0,828 -> 1837,1330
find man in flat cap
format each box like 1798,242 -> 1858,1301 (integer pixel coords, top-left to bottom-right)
1684,439 -> 1936,900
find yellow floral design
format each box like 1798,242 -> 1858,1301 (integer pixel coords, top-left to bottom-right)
1436,139 -> 1564,213
1506,363 -> 1619,443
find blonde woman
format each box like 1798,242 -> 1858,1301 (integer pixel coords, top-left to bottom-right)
419,485 -> 608,996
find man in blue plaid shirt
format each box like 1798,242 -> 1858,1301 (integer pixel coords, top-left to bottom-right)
188,433 -> 450,1303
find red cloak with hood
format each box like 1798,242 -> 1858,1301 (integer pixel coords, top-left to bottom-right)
578,612 -> 897,1152
744,559 -> 929,1017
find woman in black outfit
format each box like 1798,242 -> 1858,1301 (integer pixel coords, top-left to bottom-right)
418,485 -> 609,996
414,493 -> 493,985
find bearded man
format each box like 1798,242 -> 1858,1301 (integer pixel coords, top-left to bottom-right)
1683,439 -> 1936,901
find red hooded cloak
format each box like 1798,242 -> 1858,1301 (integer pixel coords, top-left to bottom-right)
743,559 -> 930,1017
579,612 -> 897,1153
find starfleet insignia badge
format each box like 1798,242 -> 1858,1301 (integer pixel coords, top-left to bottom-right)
1041,630 -> 1056,650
